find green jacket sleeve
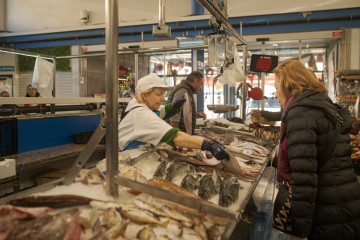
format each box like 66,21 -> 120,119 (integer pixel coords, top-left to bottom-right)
163,102 -> 181,120
160,128 -> 180,147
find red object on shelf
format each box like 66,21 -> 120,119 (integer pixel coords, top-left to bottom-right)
248,87 -> 264,100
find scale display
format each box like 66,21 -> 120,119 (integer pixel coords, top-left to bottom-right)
250,54 -> 278,73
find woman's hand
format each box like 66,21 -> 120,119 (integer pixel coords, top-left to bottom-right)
249,109 -> 262,118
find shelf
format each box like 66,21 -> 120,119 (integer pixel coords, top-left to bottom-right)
340,75 -> 360,80
336,98 -> 357,103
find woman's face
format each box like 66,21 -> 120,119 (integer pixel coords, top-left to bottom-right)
143,87 -> 165,110
275,76 -> 287,108
27,86 -> 38,97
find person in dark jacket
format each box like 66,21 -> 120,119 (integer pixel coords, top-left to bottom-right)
273,59 -> 360,240
167,71 -> 207,135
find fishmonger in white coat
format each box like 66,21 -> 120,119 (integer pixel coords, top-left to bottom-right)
118,74 -> 242,171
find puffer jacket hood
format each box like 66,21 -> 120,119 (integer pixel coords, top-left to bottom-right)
283,90 -> 352,134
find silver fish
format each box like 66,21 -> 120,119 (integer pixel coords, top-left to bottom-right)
219,176 -> 242,207
119,206 -> 165,226
181,173 -> 202,192
133,199 -> 167,217
194,222 -> 208,240
129,151 -> 161,170
99,208 -> 126,238
165,162 -> 196,182
182,227 -> 203,240
137,226 -> 156,240
198,170 -> 221,200
153,160 -> 170,179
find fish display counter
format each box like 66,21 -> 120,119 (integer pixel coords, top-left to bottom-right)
0,124 -> 278,239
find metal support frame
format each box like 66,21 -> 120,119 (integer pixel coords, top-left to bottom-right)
104,0 -> 119,198
196,0 -> 246,45
241,45 -> 247,121
261,42 -> 266,110
63,112 -> 106,185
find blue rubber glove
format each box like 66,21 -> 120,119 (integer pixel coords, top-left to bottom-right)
172,95 -> 186,109
201,140 -> 229,161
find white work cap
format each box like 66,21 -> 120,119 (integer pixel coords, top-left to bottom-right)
135,74 -> 174,95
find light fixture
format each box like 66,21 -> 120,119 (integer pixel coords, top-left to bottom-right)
80,10 -> 89,25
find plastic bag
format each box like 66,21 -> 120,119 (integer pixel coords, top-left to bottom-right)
218,50 -> 246,87
32,55 -> 54,89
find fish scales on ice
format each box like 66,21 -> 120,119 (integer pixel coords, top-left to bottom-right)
219,176 -> 242,207
198,171 -> 221,200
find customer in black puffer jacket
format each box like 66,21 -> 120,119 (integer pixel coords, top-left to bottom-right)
272,60 -> 360,240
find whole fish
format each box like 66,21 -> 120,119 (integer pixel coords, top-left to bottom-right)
153,161 -> 170,179
219,176 -> 242,207
182,227 -> 203,240
183,92 -> 192,135
98,208 -> 126,238
133,199 -> 167,218
198,171 -> 221,200
0,205 -> 52,234
129,151 -> 161,176
119,206 -> 165,226
181,173 -> 202,192
74,168 -> 104,185
7,194 -> 94,208
153,226 -> 181,240
148,178 -> 203,200
5,208 -> 83,240
165,162 -> 196,183
137,226 -> 156,240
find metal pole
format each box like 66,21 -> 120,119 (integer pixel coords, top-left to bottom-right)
135,53 -> 139,85
299,40 -> 302,60
242,45 -> 247,121
52,58 -> 56,97
159,0 -> 165,25
105,0 -> 119,198
261,42 -> 265,110
0,47 -> 54,60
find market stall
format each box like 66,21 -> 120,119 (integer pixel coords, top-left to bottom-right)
0,1 -> 281,239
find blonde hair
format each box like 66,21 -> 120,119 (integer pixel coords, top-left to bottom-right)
273,59 -> 326,98
135,88 -> 153,104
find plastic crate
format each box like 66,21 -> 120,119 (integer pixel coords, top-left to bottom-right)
0,118 -> 18,157
72,131 -> 105,144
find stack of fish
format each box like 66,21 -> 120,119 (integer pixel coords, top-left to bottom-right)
89,196 -> 222,239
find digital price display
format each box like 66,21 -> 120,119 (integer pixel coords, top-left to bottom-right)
250,55 -> 279,73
